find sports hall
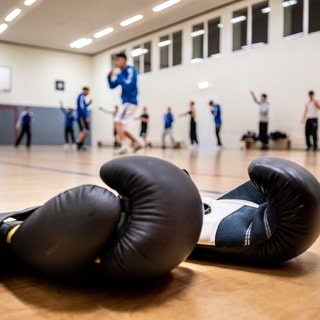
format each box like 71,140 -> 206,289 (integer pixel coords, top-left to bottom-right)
0,1 -> 320,319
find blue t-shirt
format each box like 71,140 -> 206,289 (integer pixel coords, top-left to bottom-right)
164,112 -> 174,129
77,93 -> 91,118
18,111 -> 33,126
61,107 -> 75,128
211,104 -> 222,125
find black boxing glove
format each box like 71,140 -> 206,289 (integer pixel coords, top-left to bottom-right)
191,157 -> 320,264
0,156 -> 203,281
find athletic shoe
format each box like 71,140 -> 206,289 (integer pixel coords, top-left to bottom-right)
133,141 -> 142,152
113,146 -> 133,155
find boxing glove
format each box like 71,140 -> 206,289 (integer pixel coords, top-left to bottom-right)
191,157 -> 320,264
0,156 -> 203,281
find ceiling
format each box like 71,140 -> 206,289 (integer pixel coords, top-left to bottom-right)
0,0 -> 239,55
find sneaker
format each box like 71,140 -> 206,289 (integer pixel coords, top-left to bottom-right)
113,146 -> 133,155
133,141 -> 142,152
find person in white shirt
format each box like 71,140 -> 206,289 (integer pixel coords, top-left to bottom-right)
301,90 -> 320,151
250,91 -> 269,150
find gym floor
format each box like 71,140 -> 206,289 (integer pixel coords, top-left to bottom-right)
0,145 -> 319,319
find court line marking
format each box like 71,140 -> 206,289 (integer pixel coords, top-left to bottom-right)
0,160 -> 224,195
0,161 -> 98,177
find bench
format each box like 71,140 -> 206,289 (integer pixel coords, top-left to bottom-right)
242,137 -> 291,150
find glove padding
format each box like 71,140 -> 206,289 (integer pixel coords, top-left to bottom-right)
0,156 -> 203,282
191,157 -> 320,264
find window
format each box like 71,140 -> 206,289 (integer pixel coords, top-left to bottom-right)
131,41 -> 151,74
252,1 -> 269,44
283,0 -> 303,37
159,35 -> 170,69
208,17 -> 221,56
192,23 -> 205,59
158,31 -> 182,69
309,0 -> 320,33
172,31 -> 182,66
143,41 -> 151,73
232,8 -> 248,51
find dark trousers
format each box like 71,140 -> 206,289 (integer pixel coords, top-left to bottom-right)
65,127 -> 75,144
259,122 -> 268,146
190,120 -> 198,145
15,124 -> 31,147
305,118 -> 318,150
215,124 -> 222,146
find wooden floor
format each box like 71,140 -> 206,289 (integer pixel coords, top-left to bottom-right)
0,145 -> 320,319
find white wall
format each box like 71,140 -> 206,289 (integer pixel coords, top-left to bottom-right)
1,0 -> 320,148
0,43 -> 92,108
92,0 -> 320,149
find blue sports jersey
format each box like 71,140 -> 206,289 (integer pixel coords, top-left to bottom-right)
18,110 -> 33,126
77,93 -> 90,118
60,107 -> 75,128
211,104 -> 222,125
164,112 -> 174,129
107,65 -> 138,105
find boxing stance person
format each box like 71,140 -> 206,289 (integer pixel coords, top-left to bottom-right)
0,156 -> 203,282
191,157 -> 320,264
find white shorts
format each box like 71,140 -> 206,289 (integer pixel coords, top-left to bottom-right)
114,103 -> 137,129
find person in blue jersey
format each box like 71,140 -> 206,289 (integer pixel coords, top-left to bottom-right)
162,107 -> 176,149
15,106 -> 34,148
209,100 -> 222,147
76,87 -> 92,150
60,104 -> 76,147
107,52 -> 142,155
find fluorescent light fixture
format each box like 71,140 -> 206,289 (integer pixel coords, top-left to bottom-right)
261,7 -> 271,13
0,23 -> 8,34
131,48 -> 148,57
5,8 -> 22,22
190,29 -> 205,37
94,27 -> 114,38
191,58 -> 203,64
24,0 -> 38,6
120,14 -> 143,27
158,39 -> 172,47
152,0 -> 181,12
70,38 -> 92,49
282,0 -> 297,7
198,81 -> 209,89
231,15 -> 247,24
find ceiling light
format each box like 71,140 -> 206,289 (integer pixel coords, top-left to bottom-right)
282,0 -> 297,8
158,39 -> 172,47
152,0 -> 181,12
120,14 -> 143,27
198,81 -> 209,89
70,38 -> 92,49
131,48 -> 148,57
5,8 -> 22,22
230,15 -> 247,24
191,58 -> 203,64
94,27 -> 114,38
261,7 -> 271,13
0,23 -> 8,34
190,29 -> 205,37
24,0 -> 38,6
